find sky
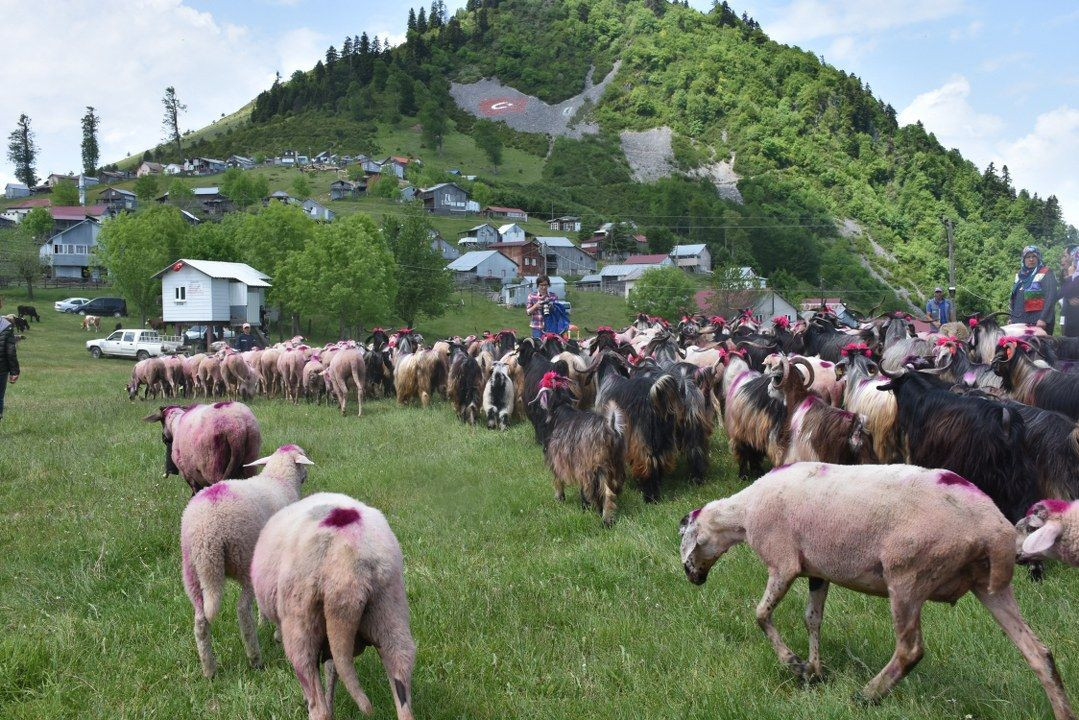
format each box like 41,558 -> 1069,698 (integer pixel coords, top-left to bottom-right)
1,0 -> 1076,223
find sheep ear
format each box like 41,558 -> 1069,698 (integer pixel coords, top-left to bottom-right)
244,454 -> 274,467
1022,521 -> 1062,555
295,455 -> 315,466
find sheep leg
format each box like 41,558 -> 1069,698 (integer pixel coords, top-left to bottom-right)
193,613 -> 217,679
322,658 -> 337,713
553,475 -> 565,502
237,584 -> 262,669
282,621 -> 330,720
755,569 -> 808,680
356,383 -> 363,417
974,585 -> 1075,720
804,577 -> 830,679
859,592 -> 924,703
325,606 -> 374,716
366,598 -> 416,720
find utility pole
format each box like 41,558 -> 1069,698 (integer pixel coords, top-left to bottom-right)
943,216 -> 956,321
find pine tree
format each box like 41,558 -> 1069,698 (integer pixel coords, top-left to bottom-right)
372,36 -> 381,54
342,36 -> 353,57
430,1 -> 443,28
80,106 -> 100,175
417,7 -> 428,32
359,32 -> 370,56
325,45 -> 338,65
477,6 -> 489,34
161,86 -> 186,162
407,8 -> 417,31
7,113 -> 38,188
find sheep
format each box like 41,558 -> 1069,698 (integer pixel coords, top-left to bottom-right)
127,357 -> 166,400
145,401 -> 262,495
180,444 -> 313,678
1017,500 -> 1079,567
251,492 -> 416,720
326,346 -> 366,416
259,347 -> 281,397
302,355 -> 327,404
768,357 -> 874,465
680,463 -> 1075,719
220,351 -> 258,400
277,347 -> 306,403
161,355 -> 187,397
482,361 -> 515,430
448,344 -> 483,425
530,373 -> 626,525
197,354 -> 224,398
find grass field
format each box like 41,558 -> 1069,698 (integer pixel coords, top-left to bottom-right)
1,288 -> 1077,720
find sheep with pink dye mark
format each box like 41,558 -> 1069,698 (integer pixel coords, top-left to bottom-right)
127,357 -> 166,400
251,492 -> 416,720
145,401 -> 262,495
277,347 -> 306,403
680,463 -> 1075,719
179,444 -> 313,678
325,345 -> 366,416
1018,499 -> 1079,567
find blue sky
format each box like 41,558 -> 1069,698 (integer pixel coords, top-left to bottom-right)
2,0 -> 1076,222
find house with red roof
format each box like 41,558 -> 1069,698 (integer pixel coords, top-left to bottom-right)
484,205 -> 528,222
624,253 -> 674,266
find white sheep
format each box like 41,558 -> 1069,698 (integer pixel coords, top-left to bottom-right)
251,492 -> 415,720
1018,499 -> 1079,567
680,463 -> 1075,719
179,444 -> 313,678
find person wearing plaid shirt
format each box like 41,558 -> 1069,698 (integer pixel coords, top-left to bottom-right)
525,275 -> 557,339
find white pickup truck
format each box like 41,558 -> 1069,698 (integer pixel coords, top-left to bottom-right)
86,329 -> 183,360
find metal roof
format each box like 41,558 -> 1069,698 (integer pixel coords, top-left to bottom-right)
153,259 -> 271,286
446,250 -> 512,271
534,236 -> 576,248
671,243 -> 707,256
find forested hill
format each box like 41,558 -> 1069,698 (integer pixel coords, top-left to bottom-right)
168,0 -> 1076,313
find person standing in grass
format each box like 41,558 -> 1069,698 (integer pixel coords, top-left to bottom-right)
0,314 -> 21,422
525,275 -> 557,340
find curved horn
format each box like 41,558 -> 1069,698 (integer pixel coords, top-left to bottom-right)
791,357 -> 815,389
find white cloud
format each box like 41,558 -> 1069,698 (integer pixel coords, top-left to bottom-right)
995,107 -> 1079,225
900,78 -> 1079,225
948,19 -> 983,41
278,27 -> 330,76
979,51 -> 1031,73
0,1 -> 323,182
765,0 -> 965,45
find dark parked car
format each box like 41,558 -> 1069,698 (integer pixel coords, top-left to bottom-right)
78,297 -> 128,317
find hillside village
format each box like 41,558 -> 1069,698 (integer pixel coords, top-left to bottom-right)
2,148 -> 800,323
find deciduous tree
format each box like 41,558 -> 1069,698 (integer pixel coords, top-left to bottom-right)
391,213 -> 453,325
161,86 -> 186,161
52,179 -> 80,206
133,174 -> 160,202
627,266 -> 695,320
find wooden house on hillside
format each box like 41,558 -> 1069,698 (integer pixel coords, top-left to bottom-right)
153,259 -> 271,327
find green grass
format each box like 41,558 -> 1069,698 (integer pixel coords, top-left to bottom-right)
374,123 -> 545,185
1,286 -> 1077,720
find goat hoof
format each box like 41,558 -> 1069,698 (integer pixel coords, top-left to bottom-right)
785,657 -> 809,680
852,690 -> 881,707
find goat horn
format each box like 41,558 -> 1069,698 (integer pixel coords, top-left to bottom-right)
791,357 -> 815,389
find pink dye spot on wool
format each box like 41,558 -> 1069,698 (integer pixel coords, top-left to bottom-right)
962,371 -> 977,385
937,471 -> 985,495
321,507 -> 361,529
689,508 -> 702,521
199,483 -> 232,502
1028,499 -> 1073,516
819,361 -> 833,368
213,401 -> 231,409
279,443 -> 302,453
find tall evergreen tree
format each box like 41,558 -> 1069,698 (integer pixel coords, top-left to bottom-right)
325,45 -> 338,65
342,36 -> 353,57
417,7 -> 428,32
7,113 -> 38,188
372,36 -> 381,54
80,106 -> 100,175
161,86 -> 186,162
407,8 -> 417,31
358,32 -> 370,56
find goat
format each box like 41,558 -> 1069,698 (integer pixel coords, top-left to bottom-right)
482,361 -> 515,430
993,337 -> 1079,421
531,372 -> 627,525
835,348 -> 900,463
448,344 -> 483,425
722,356 -> 787,479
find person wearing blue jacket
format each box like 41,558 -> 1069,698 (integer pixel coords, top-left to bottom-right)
1009,245 -> 1058,333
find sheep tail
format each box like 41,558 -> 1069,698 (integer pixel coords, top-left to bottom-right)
325,607 -> 374,715
186,544 -> 225,621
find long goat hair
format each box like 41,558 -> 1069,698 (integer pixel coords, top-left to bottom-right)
993,337 -> 1079,421
448,346 -> 483,426
532,378 -> 627,526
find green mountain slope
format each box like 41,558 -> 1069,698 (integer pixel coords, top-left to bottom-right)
139,0 -> 1075,314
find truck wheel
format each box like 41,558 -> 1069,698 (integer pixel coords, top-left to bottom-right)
90,347 -> 102,359
79,310 -> 87,316
136,350 -> 150,361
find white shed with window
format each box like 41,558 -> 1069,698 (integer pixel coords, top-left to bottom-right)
153,259 -> 271,326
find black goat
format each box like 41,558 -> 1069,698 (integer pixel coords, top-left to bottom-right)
448,345 -> 483,426
519,338 -> 569,442
667,362 -> 715,484
877,369 -> 1038,522
993,338 -> 1079,421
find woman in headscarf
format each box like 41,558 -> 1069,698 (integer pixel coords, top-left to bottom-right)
1059,245 -> 1079,338
1009,244 -> 1058,333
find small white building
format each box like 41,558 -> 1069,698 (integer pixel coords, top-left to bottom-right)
670,243 -> 712,274
446,250 -> 517,283
153,259 -> 271,326
497,223 -> 527,244
302,199 -> 335,222
4,182 -> 29,199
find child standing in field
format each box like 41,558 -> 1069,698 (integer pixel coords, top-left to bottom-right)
0,315 -> 21,423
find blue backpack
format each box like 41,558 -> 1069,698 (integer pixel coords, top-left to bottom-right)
544,301 -> 570,335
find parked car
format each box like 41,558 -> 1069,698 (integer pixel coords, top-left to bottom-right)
54,297 -> 89,313
78,297 -> 128,317
86,329 -> 182,360
183,325 -> 236,342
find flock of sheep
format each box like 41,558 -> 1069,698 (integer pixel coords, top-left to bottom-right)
130,311 -> 1079,719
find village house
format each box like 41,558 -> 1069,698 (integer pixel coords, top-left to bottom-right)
266,190 -> 295,204
699,288 -> 799,325
156,186 -> 231,216
301,199 -> 335,222
46,173 -> 76,187
496,222 -> 528,244
488,239 -> 543,277
164,163 -> 183,175
457,223 -> 500,248
136,161 -> 163,177
226,155 -> 256,170
153,258 -> 271,328
4,182 -> 29,199
378,156 -> 412,179
98,169 -> 130,184
446,249 -> 517,284
185,157 -> 227,175
358,156 -> 382,174
501,275 -> 567,307
38,218 -> 102,279
670,243 -> 712,274
547,215 -> 581,232
399,185 -> 419,202
420,182 -> 470,215
0,197 -> 51,223
575,274 -> 601,291
484,206 -> 528,222
430,230 -> 460,261
50,204 -> 110,231
534,236 -> 597,277
329,179 -> 365,200
98,187 -> 138,212
624,253 -> 674,267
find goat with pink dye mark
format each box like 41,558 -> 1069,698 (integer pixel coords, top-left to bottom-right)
252,492 -> 416,720
680,462 -> 1075,720
144,401 -> 262,495
179,444 -> 314,678
1017,499 -> 1079,567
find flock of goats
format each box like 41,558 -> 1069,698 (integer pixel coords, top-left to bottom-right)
126,308 -> 1079,720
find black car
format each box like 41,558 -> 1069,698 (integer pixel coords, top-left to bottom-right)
78,297 -> 128,317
